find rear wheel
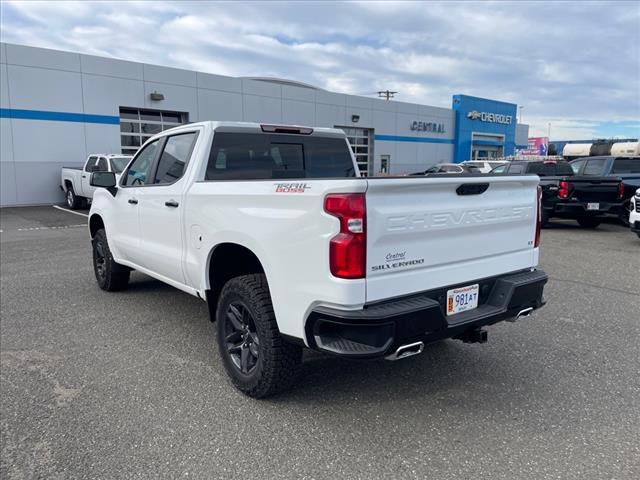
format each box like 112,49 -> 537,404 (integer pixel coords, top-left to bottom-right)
92,229 -> 130,291
66,187 -> 82,210
577,217 -> 602,228
216,274 -> 302,398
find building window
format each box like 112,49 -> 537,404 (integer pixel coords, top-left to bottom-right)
119,107 -> 188,155
336,127 -> 373,176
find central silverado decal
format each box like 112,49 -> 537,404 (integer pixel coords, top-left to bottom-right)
371,251 -> 425,272
274,183 -> 311,193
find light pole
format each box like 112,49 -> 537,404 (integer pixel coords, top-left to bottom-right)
548,122 -> 551,140
519,106 -> 524,123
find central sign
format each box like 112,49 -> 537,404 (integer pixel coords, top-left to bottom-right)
466,110 -> 513,125
410,121 -> 446,133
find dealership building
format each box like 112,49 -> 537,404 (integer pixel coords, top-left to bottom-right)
0,42 -> 529,206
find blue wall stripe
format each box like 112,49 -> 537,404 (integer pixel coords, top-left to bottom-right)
374,134 -> 455,144
0,108 -> 120,125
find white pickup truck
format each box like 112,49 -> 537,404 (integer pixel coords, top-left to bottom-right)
60,154 -> 131,209
88,121 -> 548,397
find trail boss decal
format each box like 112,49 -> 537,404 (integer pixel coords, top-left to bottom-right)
274,183 -> 311,193
371,251 -> 425,272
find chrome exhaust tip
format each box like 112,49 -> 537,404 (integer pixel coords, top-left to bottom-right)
507,307 -> 535,322
385,341 -> 424,361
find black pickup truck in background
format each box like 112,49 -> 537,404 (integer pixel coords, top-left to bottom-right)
491,160 -> 624,228
569,156 -> 640,225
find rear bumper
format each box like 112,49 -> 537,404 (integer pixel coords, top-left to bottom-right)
552,200 -> 624,217
305,269 -> 548,358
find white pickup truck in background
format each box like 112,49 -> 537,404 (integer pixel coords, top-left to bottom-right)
87,121 -> 548,397
60,154 -> 131,209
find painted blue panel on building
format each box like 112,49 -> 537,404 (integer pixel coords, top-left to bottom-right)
451,95 -> 518,162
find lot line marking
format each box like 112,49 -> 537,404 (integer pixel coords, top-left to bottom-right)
52,205 -> 89,218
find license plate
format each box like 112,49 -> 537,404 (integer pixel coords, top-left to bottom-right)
587,202 -> 600,210
447,284 -> 479,316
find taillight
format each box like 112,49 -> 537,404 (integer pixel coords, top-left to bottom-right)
618,181 -> 625,199
535,186 -> 542,248
324,193 -> 366,279
558,180 -> 569,199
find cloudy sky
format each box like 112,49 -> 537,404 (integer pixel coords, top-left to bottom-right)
1,0 -> 639,140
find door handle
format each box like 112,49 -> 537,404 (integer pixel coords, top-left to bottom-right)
165,200 -> 179,208
128,198 -> 138,205
82,175 -> 86,178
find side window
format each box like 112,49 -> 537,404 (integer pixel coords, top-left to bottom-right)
85,156 -> 98,172
583,159 -> 606,176
154,132 -> 198,184
124,140 -> 160,186
491,165 -> 507,174
509,164 -> 524,174
570,159 -> 585,174
96,157 -> 108,172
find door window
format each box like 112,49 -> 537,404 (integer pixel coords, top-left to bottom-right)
154,132 -> 199,184
570,159 -> 585,174
124,140 -> 160,186
583,158 -> 606,176
95,157 -> 109,172
85,156 -> 98,172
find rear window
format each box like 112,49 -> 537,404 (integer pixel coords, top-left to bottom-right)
611,158 -> 640,174
526,162 -> 574,176
205,133 -> 356,180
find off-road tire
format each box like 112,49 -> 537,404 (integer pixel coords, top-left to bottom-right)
577,217 -> 602,229
92,229 -> 130,291
216,274 -> 302,398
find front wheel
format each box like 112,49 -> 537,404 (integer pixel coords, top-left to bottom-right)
216,274 -> 302,398
92,229 -> 130,291
577,217 -> 602,228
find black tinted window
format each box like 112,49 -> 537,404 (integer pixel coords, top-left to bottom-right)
124,140 -> 160,186
583,159 -> 606,176
154,132 -> 198,184
611,158 -> 640,173
205,133 -> 355,180
526,162 -> 573,176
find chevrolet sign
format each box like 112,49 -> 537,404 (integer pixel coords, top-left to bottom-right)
467,110 -> 513,125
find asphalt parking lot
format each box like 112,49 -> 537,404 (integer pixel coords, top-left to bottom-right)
1,206 -> 639,479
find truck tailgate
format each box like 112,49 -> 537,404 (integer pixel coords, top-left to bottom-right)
568,176 -> 621,203
365,176 -> 539,302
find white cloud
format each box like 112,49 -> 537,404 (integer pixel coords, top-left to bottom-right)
1,0 -> 639,139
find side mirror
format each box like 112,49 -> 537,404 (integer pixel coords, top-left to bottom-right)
90,172 -> 117,196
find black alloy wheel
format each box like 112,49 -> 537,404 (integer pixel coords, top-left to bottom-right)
93,236 -> 107,281
223,302 -> 260,374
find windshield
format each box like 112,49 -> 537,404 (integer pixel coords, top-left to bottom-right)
109,157 -> 131,173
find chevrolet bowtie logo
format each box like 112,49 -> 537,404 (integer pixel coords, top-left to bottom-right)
467,110 -> 482,120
